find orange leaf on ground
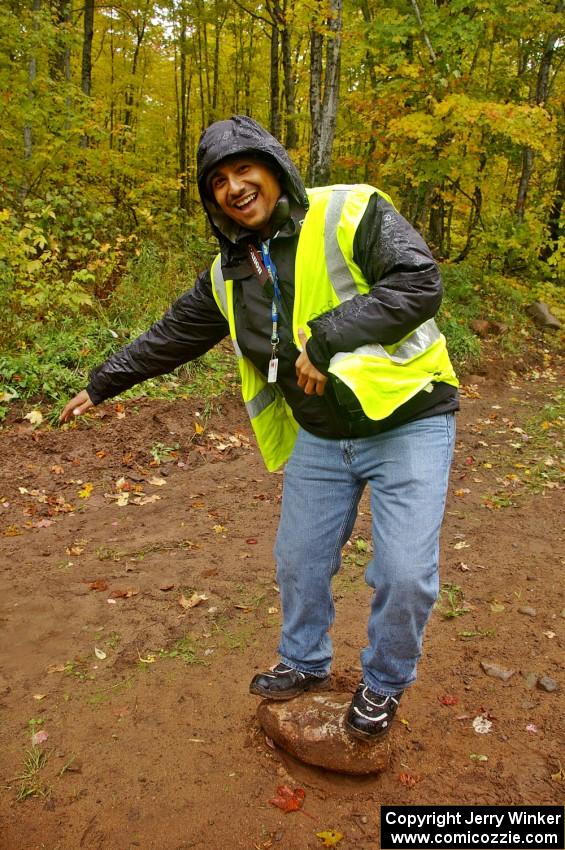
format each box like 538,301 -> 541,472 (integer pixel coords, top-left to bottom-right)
398,772 -> 422,788
88,579 -> 108,592
439,694 -> 459,706
109,588 -> 139,599
268,785 -> 305,813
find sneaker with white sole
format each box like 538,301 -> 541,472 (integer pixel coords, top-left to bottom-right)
249,663 -> 330,700
345,681 -> 402,741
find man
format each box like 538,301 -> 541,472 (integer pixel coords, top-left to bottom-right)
61,115 -> 459,741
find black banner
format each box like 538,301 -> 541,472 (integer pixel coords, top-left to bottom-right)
381,806 -> 564,849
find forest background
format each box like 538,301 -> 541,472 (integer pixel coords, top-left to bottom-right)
0,0 -> 563,420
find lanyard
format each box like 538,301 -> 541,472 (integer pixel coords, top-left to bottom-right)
261,241 -> 281,383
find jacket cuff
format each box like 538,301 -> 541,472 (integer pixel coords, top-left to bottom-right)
305,335 -> 331,375
86,381 -> 106,406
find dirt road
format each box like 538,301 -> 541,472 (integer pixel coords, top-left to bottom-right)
0,354 -> 563,850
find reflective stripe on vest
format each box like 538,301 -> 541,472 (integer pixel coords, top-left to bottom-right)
211,255 -> 278,422
210,185 -> 458,468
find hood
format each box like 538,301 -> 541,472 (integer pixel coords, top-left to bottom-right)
196,115 -> 308,248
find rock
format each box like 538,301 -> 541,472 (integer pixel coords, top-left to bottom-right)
480,661 -> 516,681
470,320 -> 507,338
518,606 -> 537,617
470,320 -> 492,338
537,676 -> 559,693
526,301 -> 561,330
256,693 -> 390,775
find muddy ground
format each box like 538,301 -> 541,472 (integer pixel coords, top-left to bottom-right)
0,347 -> 563,850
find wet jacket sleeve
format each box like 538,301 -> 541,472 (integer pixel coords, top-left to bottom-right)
86,269 -> 229,404
305,194 -> 442,372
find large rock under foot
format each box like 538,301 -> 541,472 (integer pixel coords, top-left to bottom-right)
257,692 -> 390,775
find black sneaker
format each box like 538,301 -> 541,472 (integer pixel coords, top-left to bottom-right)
345,682 -> 402,741
249,663 -> 330,700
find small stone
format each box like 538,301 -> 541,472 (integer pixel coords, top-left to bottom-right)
480,661 -> 516,681
522,672 -> 539,689
537,676 -> 559,693
526,301 -> 561,330
257,693 -> 390,775
518,606 -> 537,617
560,609 -> 565,620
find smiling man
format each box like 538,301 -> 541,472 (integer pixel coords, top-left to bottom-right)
61,115 -> 459,742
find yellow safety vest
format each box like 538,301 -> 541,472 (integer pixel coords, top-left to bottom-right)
211,184 -> 458,472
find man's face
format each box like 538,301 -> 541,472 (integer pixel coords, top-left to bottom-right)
209,157 -> 282,238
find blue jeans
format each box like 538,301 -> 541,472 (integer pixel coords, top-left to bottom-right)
274,413 -> 455,696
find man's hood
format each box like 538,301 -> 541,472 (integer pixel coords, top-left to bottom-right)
196,115 -> 308,247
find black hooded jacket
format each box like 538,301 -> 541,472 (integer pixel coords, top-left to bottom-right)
87,115 -> 458,438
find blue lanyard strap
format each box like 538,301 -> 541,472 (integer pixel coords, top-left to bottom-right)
261,242 -> 281,348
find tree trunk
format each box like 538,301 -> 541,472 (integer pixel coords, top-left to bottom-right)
539,138 -> 565,261
21,0 -> 41,200
281,0 -> 297,149
515,0 -> 563,222
309,0 -> 342,186
80,0 -> 94,148
122,4 -> 148,150
178,7 -> 189,212
81,0 -> 94,96
267,0 -> 280,139
49,0 -> 71,82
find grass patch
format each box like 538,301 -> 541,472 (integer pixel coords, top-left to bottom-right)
435,583 -> 469,619
159,634 -> 204,665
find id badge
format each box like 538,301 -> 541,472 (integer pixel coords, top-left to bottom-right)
267,357 -> 279,383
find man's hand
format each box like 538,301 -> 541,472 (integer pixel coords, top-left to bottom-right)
295,328 -> 328,396
59,389 -> 94,424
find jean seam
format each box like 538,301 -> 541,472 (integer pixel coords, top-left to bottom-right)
329,479 -> 363,575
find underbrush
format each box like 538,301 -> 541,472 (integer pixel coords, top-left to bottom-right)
1,251 -> 562,423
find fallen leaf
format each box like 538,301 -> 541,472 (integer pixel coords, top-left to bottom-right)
194,422 -> 204,435
88,579 -> 109,592
179,591 -> 209,610
109,588 -> 139,599
213,524 -> 226,533
94,647 -> 107,660
25,410 -> 43,427
472,715 -> 493,734
398,772 -> 421,788
454,541 -> 470,550
525,723 -> 538,734
543,630 -> 556,639
148,476 -> 166,487
50,465 -> 64,474
470,753 -> 488,762
551,766 -> 565,782
269,785 -> 305,813
78,482 -> 93,499
137,652 -> 156,663
132,494 -> 160,506
438,694 -> 458,706
489,601 -> 506,613
268,607 -> 279,614
316,830 -> 343,847
454,489 -> 471,497
32,730 -> 49,746
95,450 -> 107,459
33,694 -> 47,701
35,519 -> 53,529
66,545 -> 84,556
246,537 -> 258,544
46,663 -> 66,674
